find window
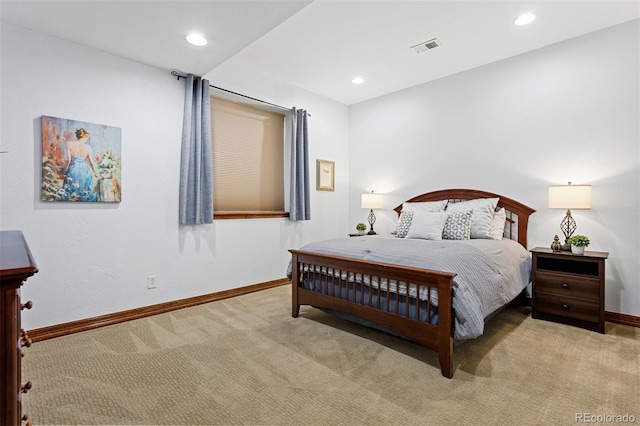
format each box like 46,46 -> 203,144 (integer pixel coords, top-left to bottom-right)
210,96 -> 287,219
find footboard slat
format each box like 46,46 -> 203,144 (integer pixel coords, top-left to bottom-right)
290,249 -> 456,378
405,285 -> 410,317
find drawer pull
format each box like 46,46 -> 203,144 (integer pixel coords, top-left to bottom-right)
562,283 -> 569,289
21,381 -> 32,393
562,304 -> 569,310
21,300 -> 33,310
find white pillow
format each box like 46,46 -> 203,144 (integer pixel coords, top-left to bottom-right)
401,200 -> 448,213
489,207 -> 506,240
442,210 -> 473,240
446,198 -> 499,239
405,211 -> 449,240
394,200 -> 447,236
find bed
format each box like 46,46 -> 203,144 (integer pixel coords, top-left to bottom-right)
289,189 -> 535,378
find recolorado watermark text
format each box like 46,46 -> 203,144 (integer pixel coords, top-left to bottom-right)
576,413 -> 636,423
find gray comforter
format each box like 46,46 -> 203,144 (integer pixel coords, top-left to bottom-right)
290,236 -> 531,339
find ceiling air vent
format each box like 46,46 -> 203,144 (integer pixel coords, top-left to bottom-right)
411,38 -> 441,53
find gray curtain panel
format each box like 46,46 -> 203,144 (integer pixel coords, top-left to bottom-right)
179,74 -> 213,225
289,108 -> 311,221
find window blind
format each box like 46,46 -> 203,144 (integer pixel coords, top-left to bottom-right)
211,97 -> 285,212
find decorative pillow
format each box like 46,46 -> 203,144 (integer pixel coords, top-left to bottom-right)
401,200 -> 448,213
442,210 -> 473,240
446,198 -> 499,239
489,207 -> 506,240
394,211 -> 414,238
395,200 -> 447,235
405,211 -> 449,240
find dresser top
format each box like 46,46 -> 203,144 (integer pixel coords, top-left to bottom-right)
0,230 -> 39,280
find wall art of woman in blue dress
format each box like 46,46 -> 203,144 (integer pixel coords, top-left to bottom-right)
61,128 -> 99,201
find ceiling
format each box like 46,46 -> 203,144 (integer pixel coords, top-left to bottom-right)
1,1 -> 638,105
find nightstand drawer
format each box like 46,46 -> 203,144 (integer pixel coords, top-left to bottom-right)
535,292 -> 600,323
534,271 -> 600,301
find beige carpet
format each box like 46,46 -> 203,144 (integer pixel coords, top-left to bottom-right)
22,285 -> 639,425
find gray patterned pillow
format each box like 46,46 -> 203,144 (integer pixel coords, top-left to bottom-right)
442,210 -> 473,240
394,211 -> 414,238
446,198 -> 498,239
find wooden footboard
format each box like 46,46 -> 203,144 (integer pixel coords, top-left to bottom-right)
290,249 -> 457,378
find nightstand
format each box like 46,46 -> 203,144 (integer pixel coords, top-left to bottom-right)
530,247 -> 608,333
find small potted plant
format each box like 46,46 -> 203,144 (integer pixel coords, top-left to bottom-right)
356,223 -> 367,235
567,234 -> 590,255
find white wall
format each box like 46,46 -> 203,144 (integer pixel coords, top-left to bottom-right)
349,20 -> 640,316
0,23 -> 350,329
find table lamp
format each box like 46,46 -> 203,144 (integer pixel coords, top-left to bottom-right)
361,191 -> 384,235
548,182 -> 591,250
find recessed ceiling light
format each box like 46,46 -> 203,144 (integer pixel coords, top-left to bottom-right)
352,76 -> 364,85
514,13 -> 536,26
186,33 -> 208,46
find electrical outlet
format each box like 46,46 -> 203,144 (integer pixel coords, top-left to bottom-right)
147,275 -> 157,289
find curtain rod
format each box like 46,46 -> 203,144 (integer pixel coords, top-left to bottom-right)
171,71 -> 302,115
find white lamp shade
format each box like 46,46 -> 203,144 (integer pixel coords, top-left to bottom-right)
361,193 -> 384,209
548,184 -> 592,209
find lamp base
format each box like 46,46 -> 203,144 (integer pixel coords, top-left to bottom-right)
560,210 -> 576,251
367,209 -> 377,236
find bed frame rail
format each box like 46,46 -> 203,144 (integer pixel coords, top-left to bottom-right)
290,249 -> 457,378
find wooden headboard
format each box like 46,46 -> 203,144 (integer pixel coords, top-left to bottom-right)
393,188 -> 536,248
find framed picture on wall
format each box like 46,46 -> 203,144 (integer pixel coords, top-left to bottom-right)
316,159 -> 335,191
41,115 -> 122,202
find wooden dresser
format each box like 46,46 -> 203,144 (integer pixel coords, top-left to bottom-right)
531,247 -> 608,333
1,231 -> 38,425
